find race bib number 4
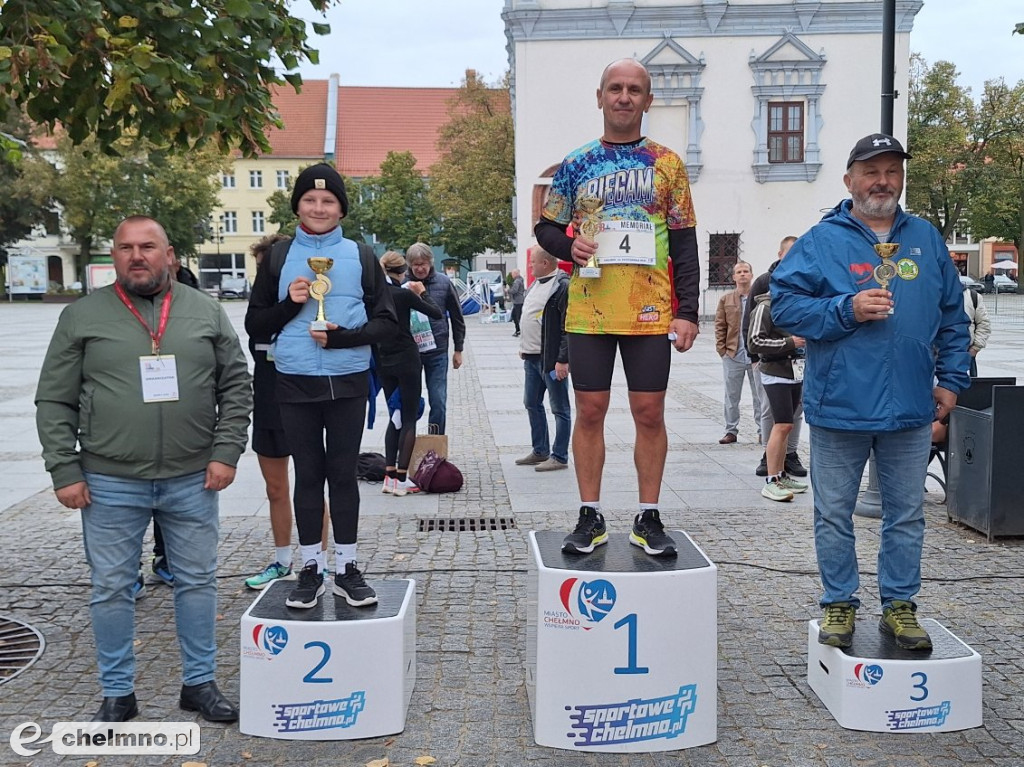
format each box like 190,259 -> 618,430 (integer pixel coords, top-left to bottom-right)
594,220 -> 656,266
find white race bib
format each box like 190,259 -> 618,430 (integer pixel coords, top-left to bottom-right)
791,357 -> 805,383
140,355 -> 179,402
594,220 -> 656,266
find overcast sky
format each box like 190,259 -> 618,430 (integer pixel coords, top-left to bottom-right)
296,0 -> 1024,95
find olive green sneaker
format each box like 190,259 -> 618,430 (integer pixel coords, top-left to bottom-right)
818,602 -> 856,648
879,600 -> 933,650
761,479 -> 794,502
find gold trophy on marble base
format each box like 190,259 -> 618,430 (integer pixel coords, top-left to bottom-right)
873,243 -> 898,315
307,257 -> 334,330
577,196 -> 604,278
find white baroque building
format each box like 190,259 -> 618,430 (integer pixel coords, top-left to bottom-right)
503,0 -> 921,308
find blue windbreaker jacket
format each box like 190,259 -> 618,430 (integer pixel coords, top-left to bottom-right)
770,200 -> 970,432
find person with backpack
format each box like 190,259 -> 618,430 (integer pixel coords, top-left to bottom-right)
963,284 -> 990,377
245,164 -> 397,610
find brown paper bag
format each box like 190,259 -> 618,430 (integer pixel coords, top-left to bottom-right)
409,431 -> 448,475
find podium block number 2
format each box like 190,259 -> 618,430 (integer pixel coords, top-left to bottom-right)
613,613 -> 649,675
303,641 -> 334,684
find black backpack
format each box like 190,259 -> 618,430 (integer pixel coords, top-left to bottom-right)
355,452 -> 387,482
266,237 -> 378,314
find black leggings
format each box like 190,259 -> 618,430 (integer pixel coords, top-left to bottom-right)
380,362 -> 423,472
279,397 -> 366,546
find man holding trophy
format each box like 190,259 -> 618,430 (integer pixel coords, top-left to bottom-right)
246,164 -> 396,610
534,58 -> 700,557
771,134 -> 970,651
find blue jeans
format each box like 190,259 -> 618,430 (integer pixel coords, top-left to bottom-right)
81,470 -> 219,696
523,356 -> 571,463
809,424 -> 931,609
422,352 -> 449,434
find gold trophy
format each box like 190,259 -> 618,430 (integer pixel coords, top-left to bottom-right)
577,195 -> 604,278
307,257 -> 334,330
873,243 -> 898,315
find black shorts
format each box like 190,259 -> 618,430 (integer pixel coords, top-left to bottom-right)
763,381 -> 803,424
251,428 -> 290,458
567,333 -> 671,392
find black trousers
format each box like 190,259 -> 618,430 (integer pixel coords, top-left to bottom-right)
380,361 -> 423,472
279,396 -> 366,546
511,303 -> 523,331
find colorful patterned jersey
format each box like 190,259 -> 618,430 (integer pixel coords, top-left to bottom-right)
542,137 -> 696,335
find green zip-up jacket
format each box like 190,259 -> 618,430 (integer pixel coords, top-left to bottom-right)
35,282 -> 252,490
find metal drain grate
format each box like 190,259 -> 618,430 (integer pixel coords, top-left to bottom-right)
418,517 -> 517,533
0,616 -> 45,686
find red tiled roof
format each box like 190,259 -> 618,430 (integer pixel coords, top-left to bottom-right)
335,86 -> 460,177
266,80 -> 329,158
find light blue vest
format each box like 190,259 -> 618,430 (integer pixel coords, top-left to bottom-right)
273,226 -> 371,376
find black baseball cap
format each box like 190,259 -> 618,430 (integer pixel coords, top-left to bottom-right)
846,134 -> 912,168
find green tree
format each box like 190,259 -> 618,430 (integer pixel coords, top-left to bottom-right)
0,0 -> 334,156
0,107 -> 57,262
361,151 -> 434,250
267,167 -> 366,241
56,134 -> 225,281
428,72 -> 514,268
968,79 -> 1024,248
905,55 -> 978,239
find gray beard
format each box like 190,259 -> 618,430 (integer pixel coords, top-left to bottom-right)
852,191 -> 898,221
118,272 -> 168,296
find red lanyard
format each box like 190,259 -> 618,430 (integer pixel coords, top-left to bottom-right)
114,282 -> 173,355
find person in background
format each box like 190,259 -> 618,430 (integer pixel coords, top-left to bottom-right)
244,233 -> 329,590
377,250 -> 442,495
509,268 -> 526,336
962,280 -> 990,377
406,242 -> 465,435
515,247 -> 571,472
714,260 -> 763,445
741,236 -> 807,478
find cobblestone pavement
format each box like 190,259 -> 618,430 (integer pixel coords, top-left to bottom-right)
1,301 -> 1022,766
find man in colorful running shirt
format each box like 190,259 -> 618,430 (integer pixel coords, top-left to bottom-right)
534,58 -> 700,557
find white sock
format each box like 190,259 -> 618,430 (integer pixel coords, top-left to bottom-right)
275,547 -> 293,569
299,545 -> 325,573
639,503 -> 659,513
582,502 -> 600,512
335,543 -> 357,574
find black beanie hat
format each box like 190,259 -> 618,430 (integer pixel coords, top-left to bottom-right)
290,163 -> 349,216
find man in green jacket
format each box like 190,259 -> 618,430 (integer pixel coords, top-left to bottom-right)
35,216 -> 252,723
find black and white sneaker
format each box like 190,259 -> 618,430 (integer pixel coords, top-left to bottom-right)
285,561 -> 325,609
562,506 -> 609,554
333,562 -> 378,607
629,509 -> 678,557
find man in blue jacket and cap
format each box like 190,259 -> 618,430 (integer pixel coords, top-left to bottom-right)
771,133 -> 970,651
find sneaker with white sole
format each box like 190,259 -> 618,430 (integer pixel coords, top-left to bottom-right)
382,476 -> 396,495
562,506 -> 608,554
395,478 -> 420,495
245,561 -> 295,590
629,509 -> 678,557
761,479 -> 794,502
777,475 -> 808,494
285,562 -> 324,609
333,562 -> 378,607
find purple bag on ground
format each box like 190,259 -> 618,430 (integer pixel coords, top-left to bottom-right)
413,450 -> 464,493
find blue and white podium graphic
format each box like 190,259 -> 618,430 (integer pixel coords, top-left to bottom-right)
527,531 -> 717,752
239,579 -> 416,740
807,619 -> 982,732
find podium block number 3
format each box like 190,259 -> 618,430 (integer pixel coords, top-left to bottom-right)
613,613 -> 649,675
303,641 -> 334,684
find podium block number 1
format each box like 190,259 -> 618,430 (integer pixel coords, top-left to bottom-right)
613,613 -> 649,675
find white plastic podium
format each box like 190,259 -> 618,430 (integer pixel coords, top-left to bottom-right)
239,579 -> 416,740
527,531 -> 717,752
807,618 -> 982,732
